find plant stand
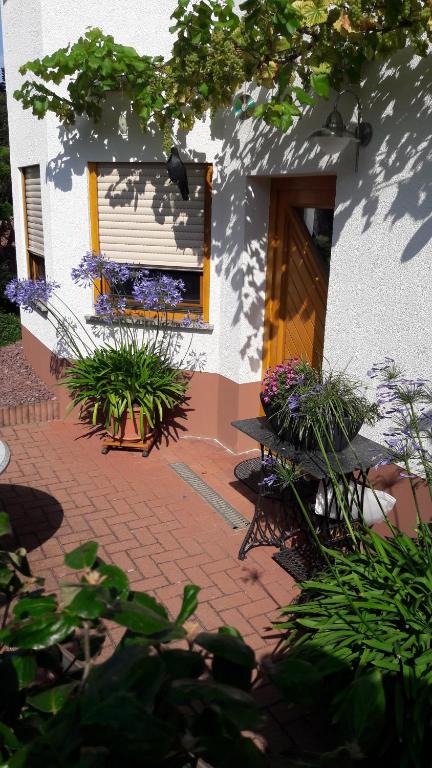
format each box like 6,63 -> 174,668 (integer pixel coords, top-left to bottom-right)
232,417 -> 388,568
100,433 -> 155,457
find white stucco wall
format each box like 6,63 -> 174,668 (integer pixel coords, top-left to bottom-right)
2,1 -> 431,440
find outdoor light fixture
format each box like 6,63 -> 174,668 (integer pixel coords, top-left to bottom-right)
308,89 -> 372,171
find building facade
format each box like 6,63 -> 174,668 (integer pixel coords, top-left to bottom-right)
3,0 -> 431,451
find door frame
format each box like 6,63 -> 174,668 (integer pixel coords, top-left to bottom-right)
262,175 -> 337,376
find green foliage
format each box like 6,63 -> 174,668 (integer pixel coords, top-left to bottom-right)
62,341 -> 188,435
274,524 -> 432,766
0,312 -> 21,346
13,2 -> 432,135
0,515 -> 264,767
264,358 -> 379,446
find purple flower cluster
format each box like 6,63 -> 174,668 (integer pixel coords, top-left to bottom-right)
95,293 -> 127,320
261,359 -> 302,404
368,359 -> 432,481
132,272 -> 185,311
259,474 -> 277,488
71,252 -> 130,287
4,278 -> 59,312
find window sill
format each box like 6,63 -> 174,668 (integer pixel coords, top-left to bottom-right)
85,314 -> 214,333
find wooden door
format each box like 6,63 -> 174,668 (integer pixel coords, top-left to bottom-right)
262,176 -> 336,373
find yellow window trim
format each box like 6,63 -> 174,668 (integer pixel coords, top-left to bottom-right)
87,161 -> 212,323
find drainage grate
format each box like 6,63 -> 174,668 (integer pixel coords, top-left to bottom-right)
170,463 -> 249,529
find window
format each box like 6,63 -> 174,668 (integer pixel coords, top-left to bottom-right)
89,162 -> 212,320
22,166 -> 45,279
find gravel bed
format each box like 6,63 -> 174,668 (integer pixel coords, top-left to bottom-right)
0,342 -> 56,408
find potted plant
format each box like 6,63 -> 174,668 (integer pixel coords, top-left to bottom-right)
62,341 -> 188,454
261,358 -> 379,451
5,253 -> 201,456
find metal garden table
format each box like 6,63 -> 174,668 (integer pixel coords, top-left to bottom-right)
232,417 -> 387,578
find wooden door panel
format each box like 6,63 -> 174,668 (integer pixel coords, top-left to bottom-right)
263,177 -> 335,374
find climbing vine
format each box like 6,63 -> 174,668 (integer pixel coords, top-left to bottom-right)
14,1 -> 432,135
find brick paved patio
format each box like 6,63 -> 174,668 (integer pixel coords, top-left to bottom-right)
0,420 -> 298,653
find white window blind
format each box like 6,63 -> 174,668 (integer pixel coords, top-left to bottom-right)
96,163 -> 206,270
23,166 -> 44,258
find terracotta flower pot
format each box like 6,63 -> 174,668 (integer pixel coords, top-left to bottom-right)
108,406 -> 153,444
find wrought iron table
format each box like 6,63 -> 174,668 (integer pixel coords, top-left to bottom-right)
232,418 -> 387,578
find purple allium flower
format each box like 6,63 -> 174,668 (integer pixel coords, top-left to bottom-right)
181,316 -> 193,328
5,278 -> 58,312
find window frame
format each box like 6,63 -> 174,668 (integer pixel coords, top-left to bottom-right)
21,165 -> 45,279
88,161 -> 212,323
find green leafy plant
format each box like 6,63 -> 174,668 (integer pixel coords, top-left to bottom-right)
262,358 -> 379,449
273,524 -> 432,766
63,342 -> 188,436
13,2 -> 432,135
0,514 -> 264,767
0,312 -> 21,346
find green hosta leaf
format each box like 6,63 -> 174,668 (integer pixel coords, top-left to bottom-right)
131,592 -> 168,619
64,541 -> 98,570
0,511 -> 11,537
97,562 -> 129,598
13,595 -> 57,620
161,649 -> 205,679
169,680 -> 259,730
333,669 -> 386,749
0,613 -> 77,650
271,658 -> 321,703
195,632 -> 256,669
0,566 -> 13,586
176,584 -> 200,625
11,654 -> 37,689
27,681 -> 78,714
114,600 -> 178,637
68,585 -> 105,619
218,626 -> 243,639
310,72 -> 330,98
0,722 -> 20,752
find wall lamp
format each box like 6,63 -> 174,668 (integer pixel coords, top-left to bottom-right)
308,89 -> 372,171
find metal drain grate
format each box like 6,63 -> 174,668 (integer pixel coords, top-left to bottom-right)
170,463 -> 249,529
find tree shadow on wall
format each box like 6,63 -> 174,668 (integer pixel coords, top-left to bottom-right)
45,49 -> 432,380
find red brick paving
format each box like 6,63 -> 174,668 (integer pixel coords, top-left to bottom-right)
22,422 -> 299,639
0,420 -> 329,758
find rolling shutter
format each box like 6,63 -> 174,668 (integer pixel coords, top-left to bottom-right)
96,163 -> 206,270
24,166 -> 44,258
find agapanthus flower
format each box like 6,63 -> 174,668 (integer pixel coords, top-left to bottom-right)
71,252 -> 107,286
103,261 -> 131,285
4,278 -> 59,312
71,253 -> 131,287
259,473 -> 277,487
132,272 -> 185,310
94,293 -> 126,321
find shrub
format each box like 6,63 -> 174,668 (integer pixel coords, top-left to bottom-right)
0,311 -> 21,346
0,512 -> 264,768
